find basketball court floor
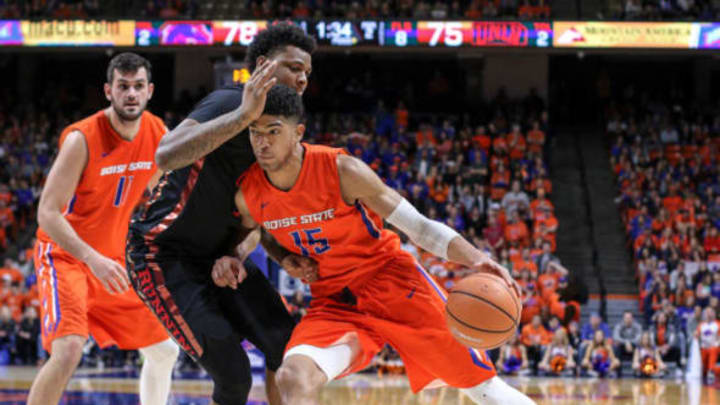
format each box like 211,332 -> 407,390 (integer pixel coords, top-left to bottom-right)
0,367 -> 718,405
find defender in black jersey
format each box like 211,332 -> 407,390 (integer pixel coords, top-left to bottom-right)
126,24 -> 316,405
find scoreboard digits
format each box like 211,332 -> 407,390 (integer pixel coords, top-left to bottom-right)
419,21 -> 473,47
384,21 -> 417,47
214,21 -> 268,46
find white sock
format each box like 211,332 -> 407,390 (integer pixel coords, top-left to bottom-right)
139,339 -> 179,405
461,376 -> 536,405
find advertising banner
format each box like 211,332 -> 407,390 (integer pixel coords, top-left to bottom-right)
554,21 -> 694,48
20,20 -> 135,46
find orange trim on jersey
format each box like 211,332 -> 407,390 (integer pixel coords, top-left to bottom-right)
143,158 -> 205,258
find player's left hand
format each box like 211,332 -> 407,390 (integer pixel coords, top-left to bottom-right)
472,256 -> 522,299
211,256 -> 248,289
281,254 -> 319,283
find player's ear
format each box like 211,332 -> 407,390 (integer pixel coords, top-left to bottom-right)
103,82 -> 112,102
295,123 -> 305,141
147,82 -> 154,101
255,55 -> 267,70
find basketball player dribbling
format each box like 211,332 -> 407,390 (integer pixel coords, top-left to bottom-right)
29,53 -> 178,405
228,84 -> 536,405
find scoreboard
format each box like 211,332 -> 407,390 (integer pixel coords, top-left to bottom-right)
383,21 -> 552,48
133,19 -> 552,48
21,19 -> 720,49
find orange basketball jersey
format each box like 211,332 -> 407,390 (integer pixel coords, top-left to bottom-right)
36,110 -> 165,261
240,143 -> 407,298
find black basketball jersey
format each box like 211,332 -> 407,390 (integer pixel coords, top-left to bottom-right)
128,86 -> 255,260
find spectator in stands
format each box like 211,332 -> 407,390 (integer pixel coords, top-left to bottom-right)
613,311 -> 642,365
496,333 -> 530,376
0,199 -> 14,251
538,328 -> 576,377
482,0 -> 498,17
535,240 -> 557,274
632,331 -> 666,378
582,329 -> 620,377
529,187 -> 552,221
0,305 -> 15,364
505,211 -> 530,247
16,306 -> 39,365
686,304 -> 704,341
696,307 -> 720,381
580,313 -> 611,361
521,314 -> 551,374
567,320 -> 582,350
502,179 -> 530,219
649,311 -> 684,371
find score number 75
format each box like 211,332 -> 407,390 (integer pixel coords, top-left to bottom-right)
426,22 -> 464,47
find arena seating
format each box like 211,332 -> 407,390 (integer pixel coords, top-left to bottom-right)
0,0 -> 550,20
608,97 -> 720,379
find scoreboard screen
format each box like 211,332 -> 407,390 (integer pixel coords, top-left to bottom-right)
300,20 -> 380,46
136,21 -> 213,46
1,18 -> 556,48
383,21 -> 552,48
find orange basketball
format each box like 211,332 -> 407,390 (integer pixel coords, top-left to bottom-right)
445,273 -> 520,350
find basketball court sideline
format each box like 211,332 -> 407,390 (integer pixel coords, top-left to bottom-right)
0,366 -> 718,405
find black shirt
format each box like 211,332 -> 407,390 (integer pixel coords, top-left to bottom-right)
129,86 -> 256,261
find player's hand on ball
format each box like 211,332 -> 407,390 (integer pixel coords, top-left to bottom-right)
238,59 -> 278,123
473,256 -> 521,299
212,256 -> 248,289
86,252 -> 130,295
281,254 -> 319,283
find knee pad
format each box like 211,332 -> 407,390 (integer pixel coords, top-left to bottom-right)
140,338 -> 180,367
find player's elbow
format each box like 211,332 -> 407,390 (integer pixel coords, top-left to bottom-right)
36,200 -> 55,230
155,141 -> 176,171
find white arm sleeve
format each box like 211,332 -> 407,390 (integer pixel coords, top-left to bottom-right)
386,198 -> 459,260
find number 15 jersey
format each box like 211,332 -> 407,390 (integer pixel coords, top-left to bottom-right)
239,144 -> 409,299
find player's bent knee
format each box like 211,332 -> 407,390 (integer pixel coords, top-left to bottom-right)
276,356 -> 326,397
212,378 -> 252,405
50,335 -> 86,368
140,338 -> 179,366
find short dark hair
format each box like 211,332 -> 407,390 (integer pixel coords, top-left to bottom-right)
106,52 -> 152,84
245,22 -> 316,72
262,84 -> 304,122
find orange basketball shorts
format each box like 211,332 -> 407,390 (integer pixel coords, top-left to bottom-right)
285,253 -> 497,392
34,240 -> 169,353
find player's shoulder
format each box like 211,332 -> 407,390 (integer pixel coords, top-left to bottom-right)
236,161 -> 264,188
202,86 -> 245,105
306,143 -> 346,157
59,111 -> 105,147
188,86 -> 244,123
140,110 -> 168,138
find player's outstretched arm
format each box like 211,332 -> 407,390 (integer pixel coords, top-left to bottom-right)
37,131 -> 130,294
155,60 -> 278,171
337,154 -> 518,294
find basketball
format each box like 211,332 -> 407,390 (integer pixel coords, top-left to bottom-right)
446,273 -> 521,350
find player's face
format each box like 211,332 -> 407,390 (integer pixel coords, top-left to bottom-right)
104,68 -> 154,122
259,46 -> 312,96
249,115 -> 305,172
